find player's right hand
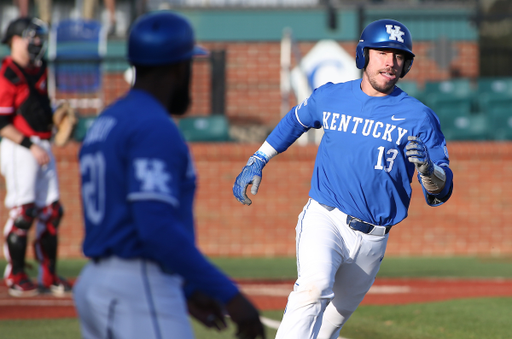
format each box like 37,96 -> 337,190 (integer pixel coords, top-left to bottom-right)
226,293 -> 266,339
30,143 -> 50,166
233,155 -> 267,206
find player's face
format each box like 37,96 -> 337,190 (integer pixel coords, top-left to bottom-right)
10,35 -> 31,65
168,60 -> 192,115
362,48 -> 405,96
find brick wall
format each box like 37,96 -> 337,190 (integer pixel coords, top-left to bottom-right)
5,39 -> 485,260
91,40 -> 479,127
0,141 -> 510,259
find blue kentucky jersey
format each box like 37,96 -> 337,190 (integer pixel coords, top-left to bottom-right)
79,89 -> 239,303
267,79 -> 452,226
80,89 -> 196,258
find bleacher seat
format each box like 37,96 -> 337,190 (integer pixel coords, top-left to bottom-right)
440,113 -> 489,141
429,93 -> 487,140
424,80 -> 474,112
477,77 -> 512,95
475,78 -> 512,140
422,79 -> 486,140
428,93 -> 472,124
424,79 -> 473,96
478,93 -> 512,140
397,81 -> 422,101
48,19 -> 106,115
73,115 -> 97,142
178,116 -> 231,142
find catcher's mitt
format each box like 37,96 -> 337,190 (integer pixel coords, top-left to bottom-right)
52,102 -> 77,146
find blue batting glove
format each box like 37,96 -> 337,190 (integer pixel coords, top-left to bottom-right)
405,136 -> 434,176
233,152 -> 268,206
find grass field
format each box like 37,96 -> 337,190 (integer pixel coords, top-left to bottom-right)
210,256 -> 512,279
0,256 -> 511,339
2,255 -> 511,281
1,298 -> 511,339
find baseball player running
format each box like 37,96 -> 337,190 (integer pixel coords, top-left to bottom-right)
73,11 -> 265,339
233,19 -> 454,339
0,17 -> 71,297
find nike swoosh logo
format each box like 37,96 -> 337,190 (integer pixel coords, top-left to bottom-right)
391,115 -> 406,121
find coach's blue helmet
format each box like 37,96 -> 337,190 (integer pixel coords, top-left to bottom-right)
127,11 -> 208,66
356,19 -> 415,78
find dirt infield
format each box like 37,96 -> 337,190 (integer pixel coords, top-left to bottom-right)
1,278 -> 512,320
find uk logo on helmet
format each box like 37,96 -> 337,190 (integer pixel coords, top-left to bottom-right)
386,25 -> 405,43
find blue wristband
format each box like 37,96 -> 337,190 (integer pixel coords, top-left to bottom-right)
253,150 -> 269,164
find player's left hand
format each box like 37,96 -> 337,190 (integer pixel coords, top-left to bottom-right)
30,143 -> 51,166
233,154 -> 267,206
187,291 -> 227,331
226,293 -> 266,339
406,136 -> 434,176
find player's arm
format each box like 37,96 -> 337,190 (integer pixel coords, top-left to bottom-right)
232,141 -> 278,205
133,200 -> 239,300
132,200 -> 265,338
406,135 -> 453,206
127,122 -> 265,338
0,120 -> 50,166
233,94 -> 319,205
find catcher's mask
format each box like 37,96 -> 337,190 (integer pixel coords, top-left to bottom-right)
356,19 -> 415,78
1,17 -> 48,65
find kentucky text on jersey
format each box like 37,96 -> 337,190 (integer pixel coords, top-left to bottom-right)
321,112 -> 408,145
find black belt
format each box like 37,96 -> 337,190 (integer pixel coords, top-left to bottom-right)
346,215 -> 391,236
318,202 -> 391,236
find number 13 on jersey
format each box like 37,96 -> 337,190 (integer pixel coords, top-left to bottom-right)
374,146 -> 399,172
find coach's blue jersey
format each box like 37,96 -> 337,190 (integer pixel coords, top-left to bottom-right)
79,89 -> 238,303
267,79 -> 453,226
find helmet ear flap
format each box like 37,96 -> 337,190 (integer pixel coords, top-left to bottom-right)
400,58 -> 413,78
363,48 -> 370,70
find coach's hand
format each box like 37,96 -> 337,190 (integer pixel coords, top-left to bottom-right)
187,291 -> 227,331
406,136 -> 434,176
226,293 -> 266,339
233,154 -> 267,206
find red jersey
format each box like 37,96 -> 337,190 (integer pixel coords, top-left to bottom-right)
0,56 -> 53,139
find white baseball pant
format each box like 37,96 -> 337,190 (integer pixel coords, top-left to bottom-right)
275,199 -> 389,339
74,256 -> 195,339
0,137 -> 59,208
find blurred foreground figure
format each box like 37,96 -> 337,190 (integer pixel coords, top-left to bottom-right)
74,11 -> 265,339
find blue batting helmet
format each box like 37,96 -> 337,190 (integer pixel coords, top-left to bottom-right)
356,19 -> 415,78
127,11 -> 208,66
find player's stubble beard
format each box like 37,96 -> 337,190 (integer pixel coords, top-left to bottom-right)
168,61 -> 192,116
367,68 -> 399,95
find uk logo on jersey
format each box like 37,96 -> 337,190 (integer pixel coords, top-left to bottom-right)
134,158 -> 171,194
386,25 -> 405,43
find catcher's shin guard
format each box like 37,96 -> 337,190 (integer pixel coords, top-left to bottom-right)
3,204 -> 38,280
34,201 -> 63,287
